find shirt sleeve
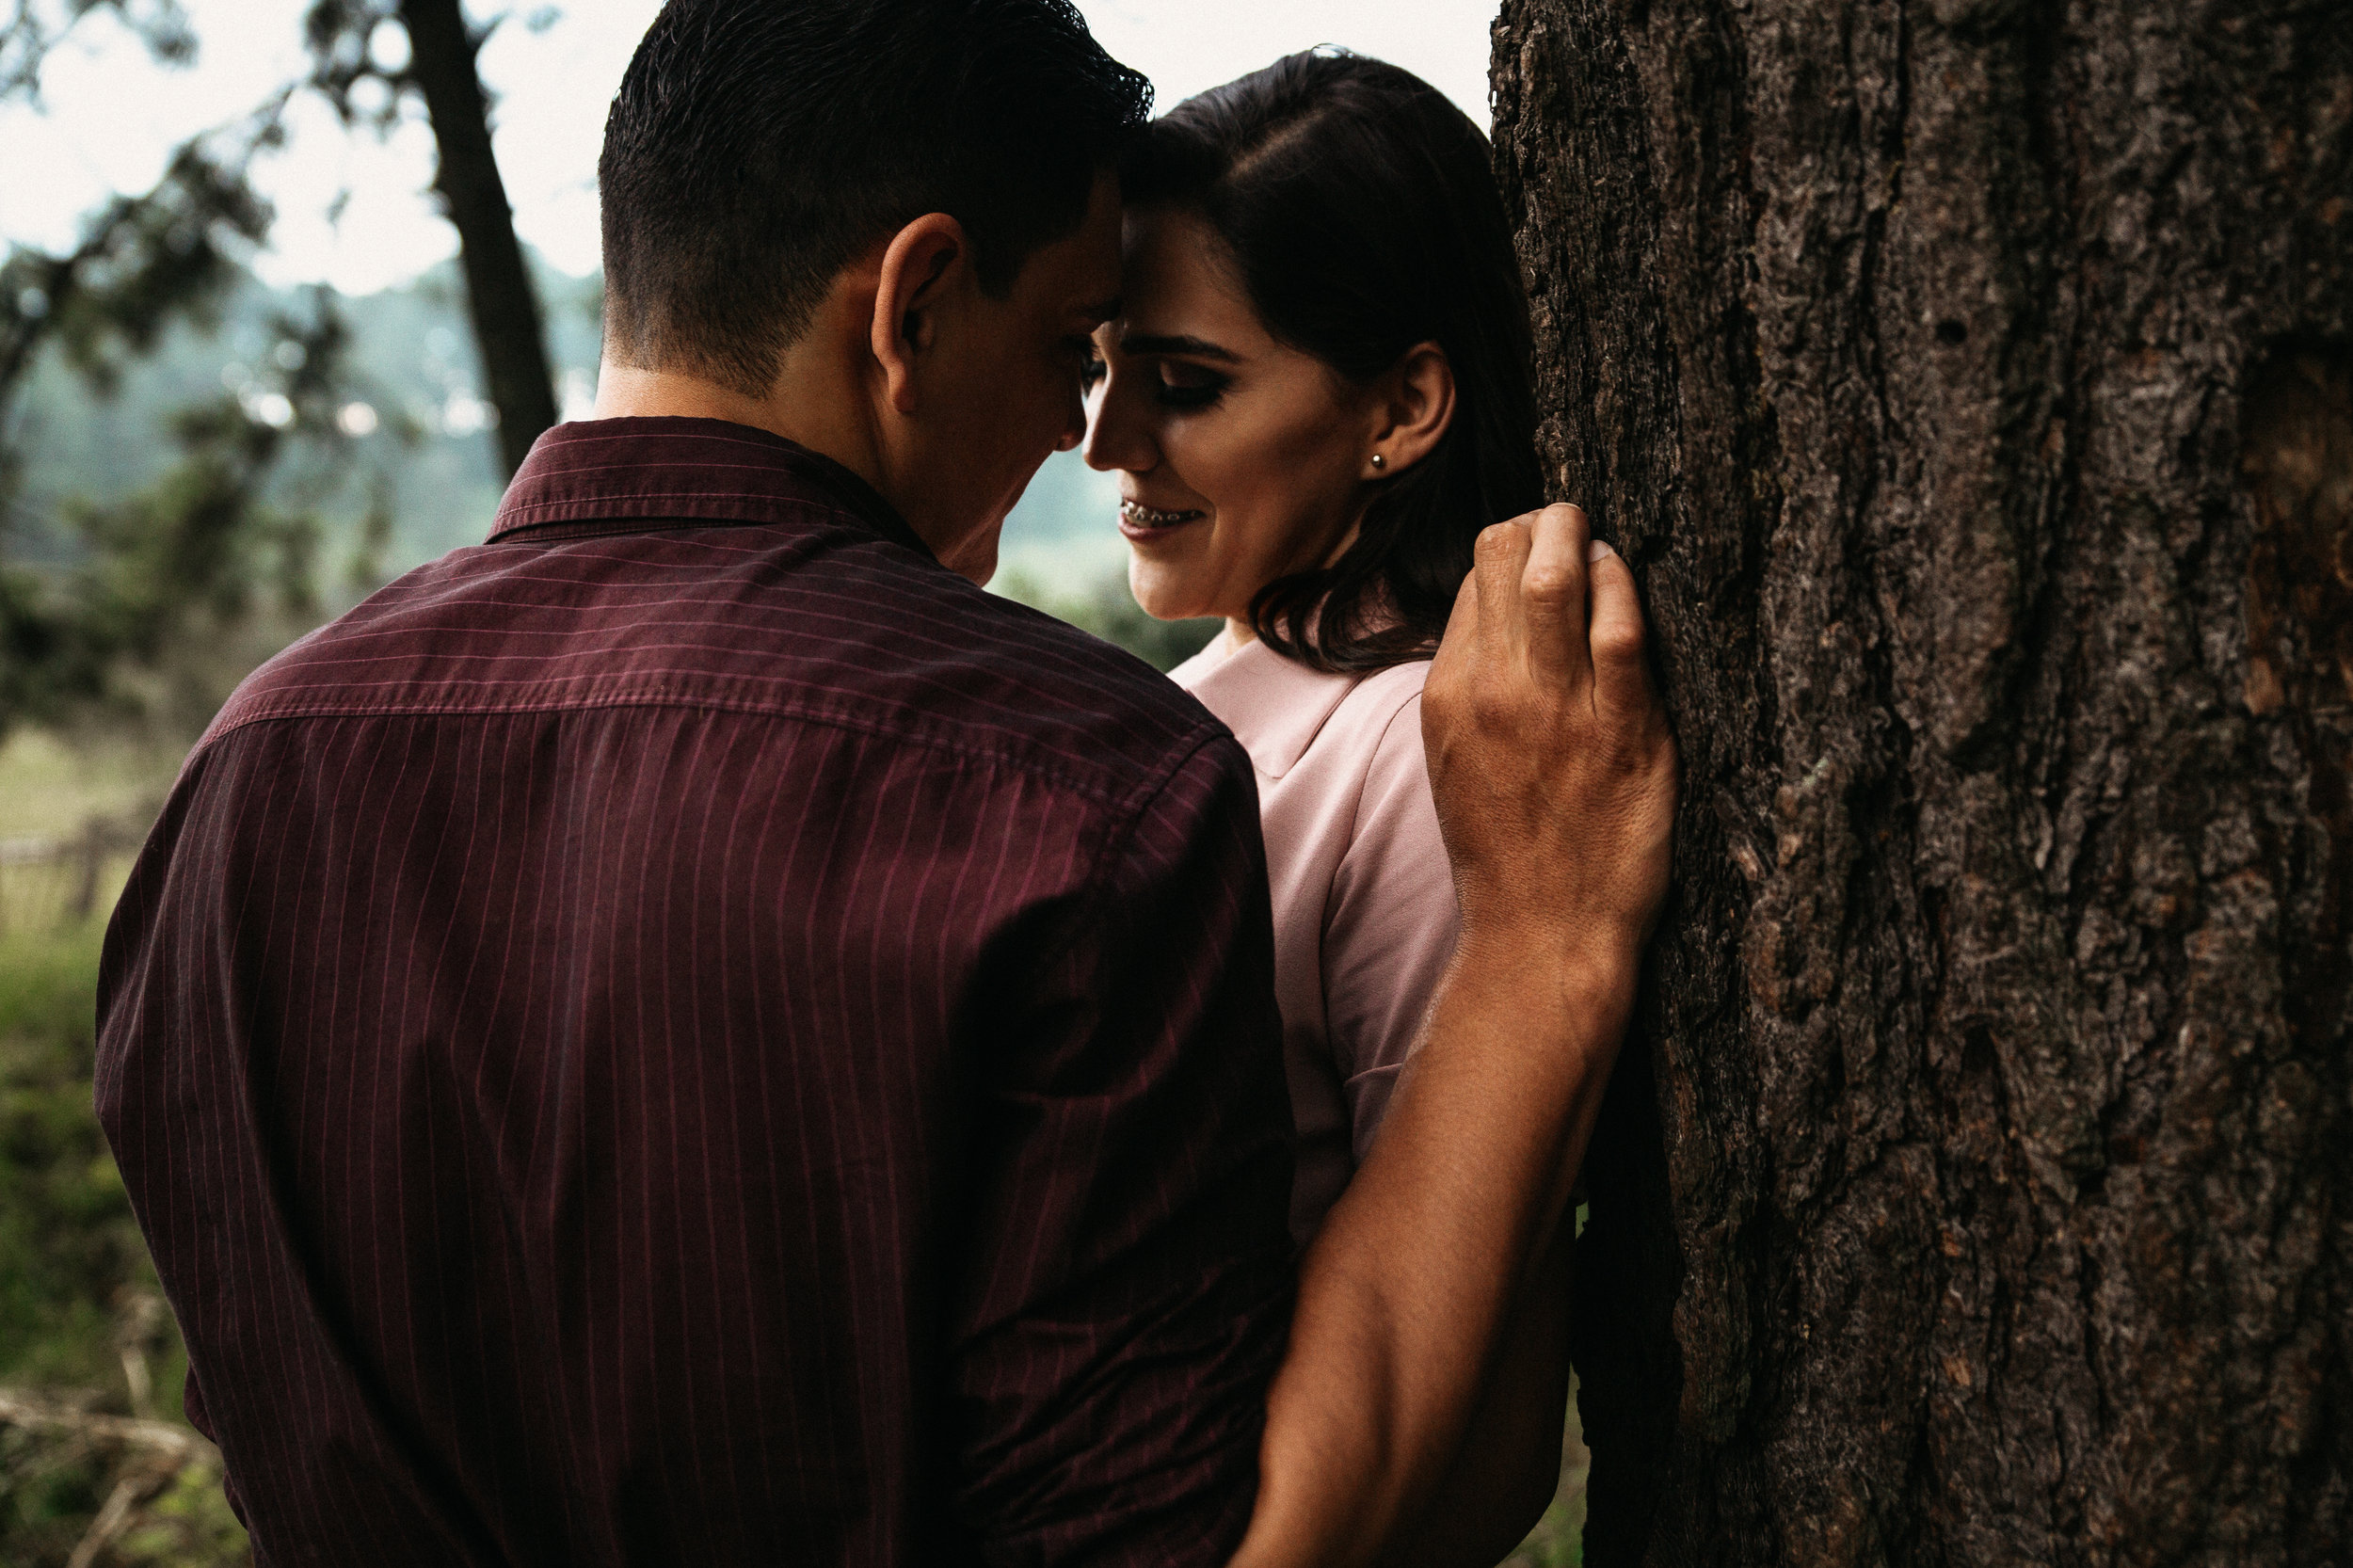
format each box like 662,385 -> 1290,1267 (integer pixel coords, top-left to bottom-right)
1324,692 -> 1463,1164
949,731 -> 1297,1568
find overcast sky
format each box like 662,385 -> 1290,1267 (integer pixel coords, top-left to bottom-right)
4,0 -> 1498,296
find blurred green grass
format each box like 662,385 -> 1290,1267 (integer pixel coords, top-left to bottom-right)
0,732 -> 249,1566
0,909 -> 250,1564
994,564 -> 1224,674
0,730 -> 183,842
0,924 -> 149,1393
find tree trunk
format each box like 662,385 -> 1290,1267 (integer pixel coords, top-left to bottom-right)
1490,2 -> 2352,1563
398,0 -> 555,476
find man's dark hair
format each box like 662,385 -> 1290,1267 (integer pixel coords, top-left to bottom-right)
1126,50 -> 1543,674
600,0 -> 1151,397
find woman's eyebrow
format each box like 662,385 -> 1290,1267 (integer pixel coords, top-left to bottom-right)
1118,332 -> 1241,362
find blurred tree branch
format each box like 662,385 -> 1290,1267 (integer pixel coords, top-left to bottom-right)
0,0 -> 547,736
0,0 -> 195,102
2,284 -> 373,735
305,0 -> 557,474
0,1387 -> 217,1467
0,103 -> 281,417
0,84 -> 347,737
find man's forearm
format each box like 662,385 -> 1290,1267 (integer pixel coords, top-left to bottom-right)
1375,1229 -> 1576,1568
1228,928 -> 1637,1568
1232,504 -> 1677,1568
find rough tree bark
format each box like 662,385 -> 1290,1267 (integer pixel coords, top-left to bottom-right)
1491,2 -> 2351,1563
398,0 -> 556,475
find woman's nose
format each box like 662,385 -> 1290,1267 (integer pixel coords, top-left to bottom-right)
1081,379 -> 1153,474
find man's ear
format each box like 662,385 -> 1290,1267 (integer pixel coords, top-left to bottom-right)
1366,341 -> 1457,480
871,214 -> 971,415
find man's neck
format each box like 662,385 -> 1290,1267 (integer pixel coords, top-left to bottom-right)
591,359 -> 888,500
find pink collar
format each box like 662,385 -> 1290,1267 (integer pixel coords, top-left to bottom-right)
1171,631 -> 1361,780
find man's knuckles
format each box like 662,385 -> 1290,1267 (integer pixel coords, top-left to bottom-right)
1590,616 -> 1646,665
1519,563 -> 1580,608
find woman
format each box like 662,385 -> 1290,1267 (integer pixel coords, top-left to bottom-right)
1082,48 -> 1568,1561
1086,49 -> 1543,1248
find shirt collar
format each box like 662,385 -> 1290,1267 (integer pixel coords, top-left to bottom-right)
1177,630 -> 1361,781
488,416 -> 932,559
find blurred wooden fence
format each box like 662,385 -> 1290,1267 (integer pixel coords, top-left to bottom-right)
0,813 -> 151,936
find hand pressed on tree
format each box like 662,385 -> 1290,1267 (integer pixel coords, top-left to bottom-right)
1233,501 -> 1679,1568
1424,502 -> 1679,958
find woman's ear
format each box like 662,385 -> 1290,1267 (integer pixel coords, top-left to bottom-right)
1366,341 -> 1457,480
871,214 -> 969,413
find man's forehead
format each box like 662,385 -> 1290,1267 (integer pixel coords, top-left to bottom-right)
1034,171 -> 1125,311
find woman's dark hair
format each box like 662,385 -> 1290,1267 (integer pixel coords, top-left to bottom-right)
1125,50 -> 1542,671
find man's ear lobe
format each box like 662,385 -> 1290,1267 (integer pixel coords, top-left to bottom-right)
871,214 -> 969,415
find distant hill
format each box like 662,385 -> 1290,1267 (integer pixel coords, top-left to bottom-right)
8,255 -> 597,585
8,254 -> 1129,600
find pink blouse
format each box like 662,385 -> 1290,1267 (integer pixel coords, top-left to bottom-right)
1172,630 -> 1462,1244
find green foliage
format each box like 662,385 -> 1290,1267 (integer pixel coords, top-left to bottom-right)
0,566 -> 100,734
16,255 -> 600,574
0,1409 -> 248,1567
2,0 -> 578,747
1,288 -> 381,736
112,1457 -> 250,1564
0,923 -> 147,1392
0,1 -> 197,103
0,1421 -> 103,1568
996,565 -> 1223,673
302,0 -> 409,136
0,1 -> 418,744
0,72 -> 333,742
0,898 -> 247,1565
1,119 -> 280,415
0,728 -> 229,1562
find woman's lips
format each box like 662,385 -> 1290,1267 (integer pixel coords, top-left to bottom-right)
1119,499 -> 1206,539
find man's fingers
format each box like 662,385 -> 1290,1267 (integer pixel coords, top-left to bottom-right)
1585,541 -> 1652,711
1429,543 -> 1484,694
1518,504 -> 1591,684
1471,518 -> 1534,660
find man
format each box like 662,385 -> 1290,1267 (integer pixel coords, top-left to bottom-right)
94,2 -> 1676,1563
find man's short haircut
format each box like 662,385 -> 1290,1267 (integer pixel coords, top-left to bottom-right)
599,0 -> 1152,398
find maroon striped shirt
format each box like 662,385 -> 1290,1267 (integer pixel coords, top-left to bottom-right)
95,418 -> 1295,1567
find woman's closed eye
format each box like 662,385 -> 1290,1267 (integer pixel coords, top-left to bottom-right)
1151,361 -> 1229,409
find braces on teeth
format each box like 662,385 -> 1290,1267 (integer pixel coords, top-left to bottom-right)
1121,500 -> 1201,526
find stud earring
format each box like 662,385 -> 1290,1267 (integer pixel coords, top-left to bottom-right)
1369,453 -> 1385,470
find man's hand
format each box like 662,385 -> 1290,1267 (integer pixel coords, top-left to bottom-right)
1423,503 -> 1678,963
1229,502 -> 1676,1568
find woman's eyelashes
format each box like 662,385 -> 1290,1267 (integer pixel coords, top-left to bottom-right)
1150,362 -> 1229,409
1086,347 -> 1230,409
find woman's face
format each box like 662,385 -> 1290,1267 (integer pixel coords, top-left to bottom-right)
1082,206 -> 1380,628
